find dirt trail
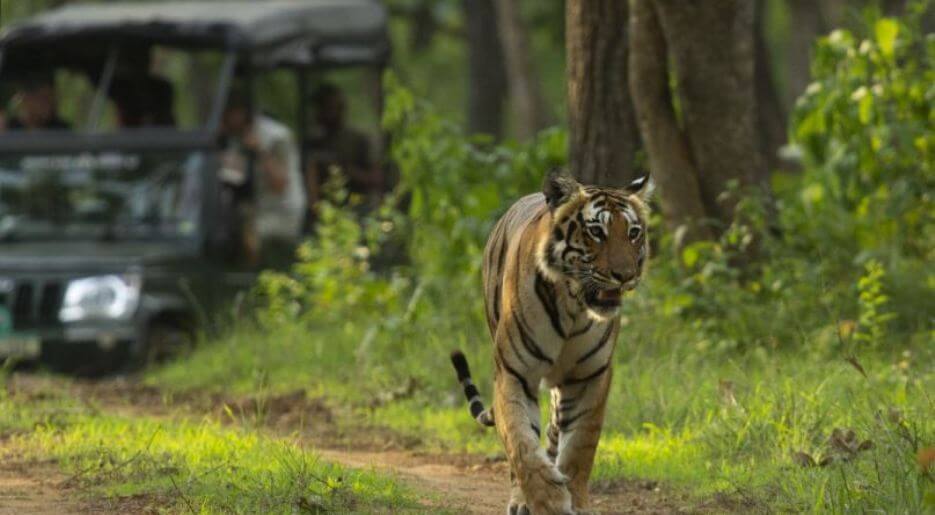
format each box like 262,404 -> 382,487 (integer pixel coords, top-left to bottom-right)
0,459 -> 79,515
316,448 -> 509,514
4,375 -> 725,514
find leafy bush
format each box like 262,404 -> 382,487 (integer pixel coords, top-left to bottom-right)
791,0 -> 934,258
383,73 -> 566,284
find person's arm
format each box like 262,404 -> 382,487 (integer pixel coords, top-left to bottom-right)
305,162 -> 322,223
260,143 -> 288,194
244,129 -> 288,195
340,132 -> 382,192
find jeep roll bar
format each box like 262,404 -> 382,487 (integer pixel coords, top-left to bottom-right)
0,0 -> 390,158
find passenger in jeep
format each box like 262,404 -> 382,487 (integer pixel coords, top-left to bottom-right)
8,73 -> 70,131
220,90 -> 306,269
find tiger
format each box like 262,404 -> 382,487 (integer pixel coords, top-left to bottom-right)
450,170 -> 652,515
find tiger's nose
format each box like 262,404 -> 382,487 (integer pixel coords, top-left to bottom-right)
611,271 -> 637,284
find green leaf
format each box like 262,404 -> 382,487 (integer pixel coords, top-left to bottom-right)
875,18 -> 899,58
681,245 -> 700,268
858,93 -> 873,124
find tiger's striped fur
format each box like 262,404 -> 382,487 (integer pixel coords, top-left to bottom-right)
451,171 -> 651,515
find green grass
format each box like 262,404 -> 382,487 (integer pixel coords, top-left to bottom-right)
0,385 -> 422,514
147,287 -> 935,513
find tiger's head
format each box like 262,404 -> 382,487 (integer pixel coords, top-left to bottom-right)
537,170 -> 652,321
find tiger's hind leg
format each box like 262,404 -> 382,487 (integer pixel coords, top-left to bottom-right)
551,365 -> 613,513
546,388 -> 562,463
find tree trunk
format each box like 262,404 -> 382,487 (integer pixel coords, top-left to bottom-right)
566,0 -> 641,187
408,2 -> 438,54
464,0 -> 507,139
785,0 -> 826,109
629,0 -> 713,245
754,0 -> 787,174
494,0 -> 552,140
882,0 -> 906,16
653,0 -> 764,227
629,0 -> 766,247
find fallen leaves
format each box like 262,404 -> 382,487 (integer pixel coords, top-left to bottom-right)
918,447 -> 935,473
793,427 -> 874,468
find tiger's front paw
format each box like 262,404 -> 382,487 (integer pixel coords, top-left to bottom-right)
523,465 -> 574,515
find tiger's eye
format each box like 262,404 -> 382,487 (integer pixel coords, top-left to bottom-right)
588,226 -> 603,239
628,226 -> 642,242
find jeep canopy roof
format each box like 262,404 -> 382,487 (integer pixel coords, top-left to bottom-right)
0,0 -> 390,68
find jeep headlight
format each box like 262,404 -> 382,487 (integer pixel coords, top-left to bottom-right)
59,274 -> 141,322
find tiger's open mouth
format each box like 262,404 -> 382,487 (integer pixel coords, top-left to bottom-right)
586,287 -> 623,308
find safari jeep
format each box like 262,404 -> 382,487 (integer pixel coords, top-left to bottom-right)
0,1 -> 390,373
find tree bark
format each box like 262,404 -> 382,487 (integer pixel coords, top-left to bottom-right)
629,0 -> 766,248
566,0 -> 641,187
629,0 -> 713,245
494,0 -> 553,140
653,0 -> 764,226
785,0 -> 827,109
754,0 -> 787,174
464,0 -> 507,139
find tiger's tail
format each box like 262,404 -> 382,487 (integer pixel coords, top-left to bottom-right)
450,350 -> 495,427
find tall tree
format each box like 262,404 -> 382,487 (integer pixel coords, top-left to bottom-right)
464,0 -> 507,139
494,0 -> 552,140
754,0 -> 787,173
629,0 -> 766,246
565,0 -> 641,187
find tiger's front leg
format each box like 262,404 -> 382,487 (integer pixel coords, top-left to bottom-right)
493,328 -> 573,515
548,364 -> 613,513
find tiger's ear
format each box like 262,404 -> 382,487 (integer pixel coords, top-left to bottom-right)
543,169 -> 581,210
623,172 -> 654,202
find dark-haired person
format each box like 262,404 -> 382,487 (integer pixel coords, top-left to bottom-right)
304,83 -> 380,225
8,74 -> 70,131
109,75 -> 176,128
219,90 -> 306,269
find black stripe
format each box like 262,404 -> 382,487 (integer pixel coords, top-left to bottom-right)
547,424 -> 560,444
560,243 -> 585,261
513,310 -> 554,364
469,399 -> 485,418
559,410 -> 586,431
496,230 -> 509,270
485,226 -> 499,274
497,347 -> 537,403
568,321 -> 593,338
506,331 -> 529,367
576,324 -> 615,364
563,364 -> 609,386
450,351 -> 472,381
463,383 -> 480,400
492,283 -> 501,325
530,423 -> 541,438
534,272 -> 566,338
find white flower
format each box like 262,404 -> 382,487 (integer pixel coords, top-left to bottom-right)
851,86 -> 869,101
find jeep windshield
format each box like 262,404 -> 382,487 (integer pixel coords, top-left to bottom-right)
0,151 -> 204,242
